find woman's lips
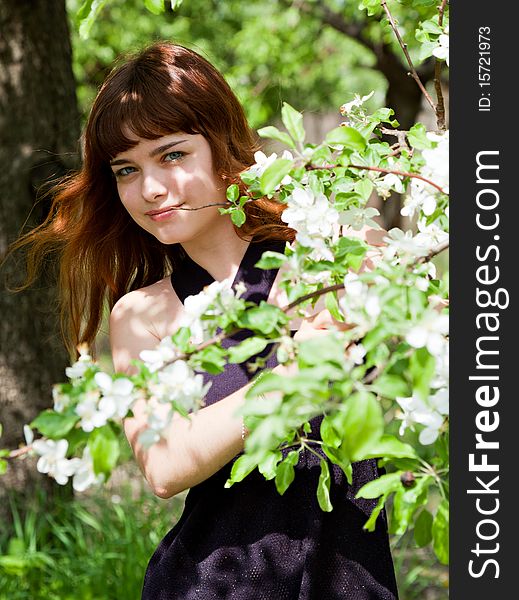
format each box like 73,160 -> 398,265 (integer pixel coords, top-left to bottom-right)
146,205 -> 184,221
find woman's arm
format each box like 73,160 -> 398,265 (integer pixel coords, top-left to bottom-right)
110,257 -> 358,499
110,287 -> 272,499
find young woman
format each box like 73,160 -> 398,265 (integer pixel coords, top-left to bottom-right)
15,43 -> 398,599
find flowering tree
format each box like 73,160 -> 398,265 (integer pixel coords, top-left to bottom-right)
0,0 -> 450,565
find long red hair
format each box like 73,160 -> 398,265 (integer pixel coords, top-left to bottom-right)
9,42 -> 294,357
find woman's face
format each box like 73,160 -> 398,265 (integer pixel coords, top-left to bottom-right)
110,132 -> 228,245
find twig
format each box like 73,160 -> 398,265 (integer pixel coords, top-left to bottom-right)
167,202 -> 231,211
6,445 -> 32,459
417,239 -> 449,264
380,0 -> 436,112
306,163 -> 447,195
379,127 -> 409,151
433,0 -> 449,130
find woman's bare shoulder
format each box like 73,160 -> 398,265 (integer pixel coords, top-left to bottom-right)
110,277 -> 183,372
111,276 -> 177,319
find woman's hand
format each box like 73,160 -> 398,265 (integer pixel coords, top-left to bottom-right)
293,309 -> 352,342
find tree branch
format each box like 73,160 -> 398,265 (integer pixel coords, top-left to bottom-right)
380,0 -> 436,112
306,162 -> 448,195
433,0 -> 449,130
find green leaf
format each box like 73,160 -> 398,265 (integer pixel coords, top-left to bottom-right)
370,375 -> 410,400
432,499 -> 449,564
414,509 -> 433,547
257,126 -> 295,149
407,123 -> 434,150
144,0 -> 166,15
88,425 -> 119,477
356,472 -> 402,500
255,251 -> 287,270
297,335 -> 345,367
317,459 -> 333,512
362,495 -> 386,531
421,19 -> 443,35
325,127 -> 366,151
338,393 -> 384,462
226,184 -> 240,202
228,337 -> 269,364
238,302 -> 288,334
78,0 -> 109,39
354,179 -> 374,201
30,411 -> 79,439
231,209 -> 246,227
325,291 -> 345,323
391,476 -> 431,535
169,0 -> 184,9
359,0 -> 382,16
260,159 -> 292,195
225,453 -> 258,487
0,459 -> 7,475
171,327 -> 192,351
409,348 -> 436,398
258,450 -> 282,480
275,450 -> 300,495
281,103 -> 305,143
335,236 -> 368,259
360,435 -> 417,460
418,40 -> 439,62
195,345 -> 227,374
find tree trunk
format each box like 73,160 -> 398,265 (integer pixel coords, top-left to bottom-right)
0,0 -> 80,519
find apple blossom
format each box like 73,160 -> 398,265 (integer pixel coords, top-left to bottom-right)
32,438 -> 80,485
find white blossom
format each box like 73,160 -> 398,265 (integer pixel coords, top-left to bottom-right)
339,207 -> 381,231
140,336 -> 179,372
383,228 -> 430,259
150,359 -> 210,412
65,346 -> 94,380
281,187 -> 339,261
395,390 -> 448,445
52,386 -> 71,413
401,180 -> 437,218
94,372 -> 135,420
23,424 -> 34,446
432,27 -> 449,66
349,343 -> 366,365
72,446 -> 104,492
340,273 -> 382,333
137,405 -> 174,449
246,150 -> 293,186
76,390 -> 110,432
32,438 -> 80,485
415,218 -> 449,249
431,343 -> 449,389
376,173 -> 405,198
138,428 -> 161,449
179,278 -> 232,343
340,91 -> 374,116
401,130 -> 449,219
406,312 -> 449,356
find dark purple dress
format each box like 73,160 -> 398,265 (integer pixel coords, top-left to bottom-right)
142,239 -> 398,599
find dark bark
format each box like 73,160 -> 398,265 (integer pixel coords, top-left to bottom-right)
0,0 -> 80,518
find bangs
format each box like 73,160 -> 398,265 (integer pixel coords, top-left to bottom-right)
91,64 -> 200,161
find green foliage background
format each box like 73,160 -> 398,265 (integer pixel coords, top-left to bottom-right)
67,0 -> 387,127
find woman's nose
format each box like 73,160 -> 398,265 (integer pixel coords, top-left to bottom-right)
141,172 -> 168,202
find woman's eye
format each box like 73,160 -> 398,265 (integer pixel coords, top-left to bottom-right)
164,151 -> 185,162
114,166 -> 136,178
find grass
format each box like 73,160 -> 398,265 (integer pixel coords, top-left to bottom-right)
0,474 -> 184,600
0,469 -> 448,599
